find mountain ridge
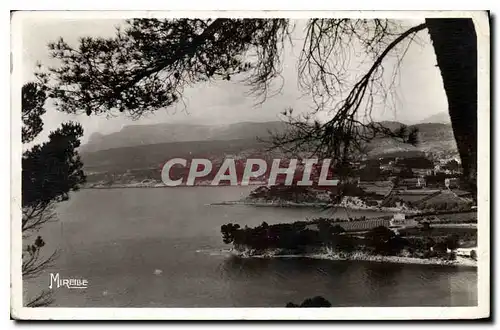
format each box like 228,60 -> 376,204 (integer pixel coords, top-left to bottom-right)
82,121 -> 288,152
419,111 -> 451,124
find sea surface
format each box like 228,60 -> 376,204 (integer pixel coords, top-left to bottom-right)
23,186 -> 477,307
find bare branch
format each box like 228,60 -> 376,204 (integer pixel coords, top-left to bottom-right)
26,290 -> 54,307
271,22 -> 427,168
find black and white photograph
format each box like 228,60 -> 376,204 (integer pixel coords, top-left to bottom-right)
10,10 -> 490,320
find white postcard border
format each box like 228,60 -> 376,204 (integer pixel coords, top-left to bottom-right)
10,10 -> 490,320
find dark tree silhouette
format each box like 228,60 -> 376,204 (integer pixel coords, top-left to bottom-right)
21,82 -> 86,307
40,19 -> 290,118
394,124 -> 419,146
220,223 -> 241,244
365,225 -> 401,254
39,17 -> 480,193
445,234 -> 460,251
22,122 -> 86,214
286,296 -> 332,307
366,226 -> 395,244
425,18 -> 477,195
22,82 -> 46,143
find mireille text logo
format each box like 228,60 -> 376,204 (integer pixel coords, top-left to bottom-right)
49,273 -> 88,289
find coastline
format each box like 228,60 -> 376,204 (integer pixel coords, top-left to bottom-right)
229,249 -> 477,268
81,183 -> 263,189
210,200 -> 330,208
210,199 -> 419,213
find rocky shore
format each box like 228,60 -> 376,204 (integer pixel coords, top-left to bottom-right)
230,248 -> 477,268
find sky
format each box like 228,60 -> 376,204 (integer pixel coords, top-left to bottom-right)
19,15 -> 449,144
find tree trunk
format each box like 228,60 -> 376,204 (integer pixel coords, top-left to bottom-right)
425,18 -> 477,197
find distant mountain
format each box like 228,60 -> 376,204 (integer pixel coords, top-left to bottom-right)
365,122 -> 457,159
80,120 -> 458,184
81,121 -> 288,152
419,112 -> 451,124
81,138 -> 272,173
376,121 -> 408,131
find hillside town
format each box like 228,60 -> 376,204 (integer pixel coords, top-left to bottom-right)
242,153 -> 472,210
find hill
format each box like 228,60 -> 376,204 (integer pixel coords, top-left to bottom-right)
82,138 -> 273,174
365,122 -> 457,159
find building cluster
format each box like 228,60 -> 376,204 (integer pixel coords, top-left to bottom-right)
345,155 -> 472,211
353,155 -> 463,189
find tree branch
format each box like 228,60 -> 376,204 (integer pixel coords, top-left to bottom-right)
271,22 -> 427,165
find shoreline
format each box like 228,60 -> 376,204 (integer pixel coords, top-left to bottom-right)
230,249 -> 477,268
210,199 -> 419,213
81,185 -> 257,190
210,200 -> 330,208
